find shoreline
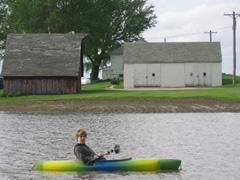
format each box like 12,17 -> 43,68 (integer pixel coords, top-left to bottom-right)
0,98 -> 240,114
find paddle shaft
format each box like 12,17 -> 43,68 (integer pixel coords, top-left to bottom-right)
90,144 -> 120,162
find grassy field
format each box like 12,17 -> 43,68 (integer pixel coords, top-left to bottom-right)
0,74 -> 240,103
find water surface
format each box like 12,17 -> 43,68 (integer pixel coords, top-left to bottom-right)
0,113 -> 240,180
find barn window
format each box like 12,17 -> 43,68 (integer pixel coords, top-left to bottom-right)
203,72 -> 206,76
119,74 -> 123,78
190,72 -> 193,76
152,73 -> 155,77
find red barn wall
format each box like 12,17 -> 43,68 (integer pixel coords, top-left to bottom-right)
3,77 -> 78,94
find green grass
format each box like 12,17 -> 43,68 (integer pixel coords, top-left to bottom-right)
113,80 -> 124,89
0,74 -> 240,103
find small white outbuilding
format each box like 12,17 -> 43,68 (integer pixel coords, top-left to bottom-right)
102,46 -> 124,80
123,42 -> 222,88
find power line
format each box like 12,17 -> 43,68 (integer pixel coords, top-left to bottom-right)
163,32 -> 203,39
147,25 -> 231,41
232,1 -> 240,10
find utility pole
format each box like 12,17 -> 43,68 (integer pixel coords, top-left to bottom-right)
224,11 -> 240,85
204,30 -> 217,42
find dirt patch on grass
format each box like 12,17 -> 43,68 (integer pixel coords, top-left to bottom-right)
0,98 -> 240,114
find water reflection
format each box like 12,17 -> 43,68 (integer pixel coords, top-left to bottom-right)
0,112 -> 240,179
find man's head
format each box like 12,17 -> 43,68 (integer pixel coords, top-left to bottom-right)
75,128 -> 87,144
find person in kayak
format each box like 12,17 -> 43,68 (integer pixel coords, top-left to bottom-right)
74,128 -> 110,165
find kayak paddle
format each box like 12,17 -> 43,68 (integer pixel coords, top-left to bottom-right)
91,144 -> 120,162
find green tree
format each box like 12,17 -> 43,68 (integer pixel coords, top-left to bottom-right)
7,0 -> 157,80
0,1 -> 8,48
7,0 -> 51,33
0,1 -> 9,64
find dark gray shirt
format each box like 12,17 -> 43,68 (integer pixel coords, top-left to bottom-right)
74,144 -> 96,165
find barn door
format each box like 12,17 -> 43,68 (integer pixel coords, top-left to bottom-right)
134,64 -> 147,87
198,63 -> 212,86
134,64 -> 161,87
185,63 -> 212,86
147,64 -> 161,87
185,63 -> 198,86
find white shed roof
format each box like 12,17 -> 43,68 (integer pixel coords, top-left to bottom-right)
123,42 -> 222,64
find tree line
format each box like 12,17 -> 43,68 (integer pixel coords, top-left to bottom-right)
0,0 -> 157,80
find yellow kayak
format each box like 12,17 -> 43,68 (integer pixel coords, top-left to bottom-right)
34,158 -> 181,171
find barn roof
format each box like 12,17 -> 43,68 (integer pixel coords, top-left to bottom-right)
110,46 -> 123,55
2,33 -> 88,77
123,42 -> 222,64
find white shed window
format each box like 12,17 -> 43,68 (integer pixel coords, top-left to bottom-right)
203,72 -> 206,76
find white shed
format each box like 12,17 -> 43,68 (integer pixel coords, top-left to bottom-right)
102,46 -> 123,80
123,42 -> 222,88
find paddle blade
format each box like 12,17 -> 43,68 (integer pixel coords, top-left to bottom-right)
114,144 -> 120,154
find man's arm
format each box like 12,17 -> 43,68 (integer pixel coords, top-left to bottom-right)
74,146 -> 95,165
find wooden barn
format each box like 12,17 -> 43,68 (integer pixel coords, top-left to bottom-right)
2,33 -> 88,94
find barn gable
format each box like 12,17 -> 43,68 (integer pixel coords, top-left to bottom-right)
2,33 -> 88,94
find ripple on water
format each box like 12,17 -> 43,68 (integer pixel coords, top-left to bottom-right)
0,112 -> 240,180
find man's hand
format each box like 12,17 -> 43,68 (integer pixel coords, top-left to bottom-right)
94,153 -> 104,158
94,150 -> 110,158
106,149 -> 111,154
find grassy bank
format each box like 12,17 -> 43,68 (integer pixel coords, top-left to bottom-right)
0,74 -> 240,103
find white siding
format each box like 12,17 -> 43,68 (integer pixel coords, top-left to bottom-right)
212,63 -> 222,86
102,67 -> 110,80
124,62 -> 222,88
161,63 -> 185,87
124,64 -> 134,88
110,55 -> 123,79
102,54 -> 124,80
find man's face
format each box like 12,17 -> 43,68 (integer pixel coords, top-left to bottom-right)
78,135 -> 86,144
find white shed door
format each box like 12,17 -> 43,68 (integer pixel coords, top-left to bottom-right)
147,64 -> 161,86
185,63 -> 197,86
198,63 -> 212,86
134,64 -> 147,87
134,64 -> 161,87
185,63 -> 212,86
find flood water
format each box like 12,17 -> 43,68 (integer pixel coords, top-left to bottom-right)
0,112 -> 240,180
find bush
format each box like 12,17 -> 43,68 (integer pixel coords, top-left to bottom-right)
2,91 -> 28,97
111,78 -> 119,85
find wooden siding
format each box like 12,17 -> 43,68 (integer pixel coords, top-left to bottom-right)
3,77 -> 78,94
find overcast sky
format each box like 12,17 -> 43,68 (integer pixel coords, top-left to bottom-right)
143,0 -> 240,75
